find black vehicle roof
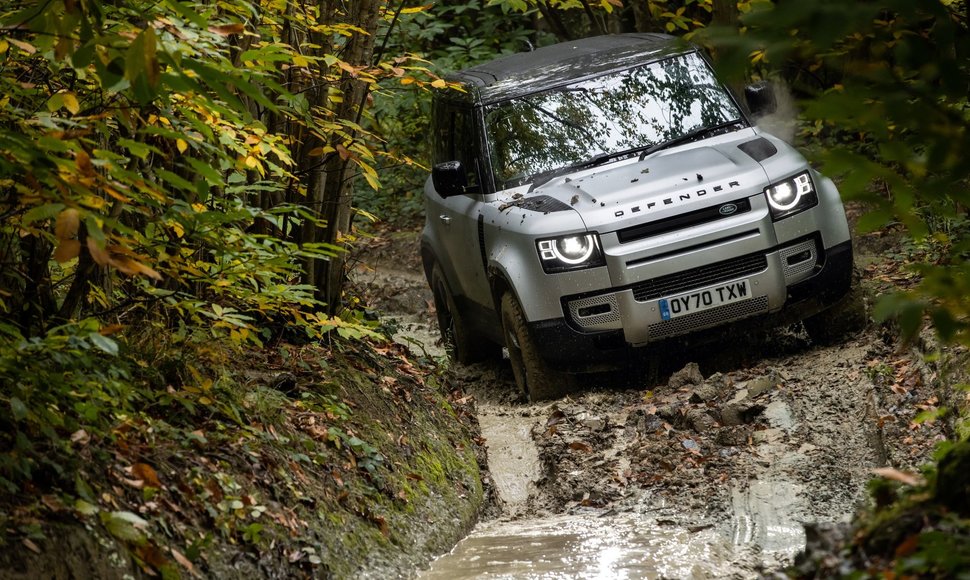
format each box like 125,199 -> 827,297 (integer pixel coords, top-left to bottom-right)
447,33 -> 694,104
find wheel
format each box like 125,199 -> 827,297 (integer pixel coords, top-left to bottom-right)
430,263 -> 494,364
803,269 -> 867,345
500,292 -> 572,401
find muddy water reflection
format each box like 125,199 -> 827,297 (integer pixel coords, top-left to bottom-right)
420,513 -> 739,579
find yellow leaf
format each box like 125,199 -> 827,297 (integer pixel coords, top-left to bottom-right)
62,93 -> 80,115
86,237 -> 110,265
7,38 -> 36,55
168,220 -> 184,238
53,239 -> 81,263
208,23 -> 245,36
55,209 -> 80,240
0,40 -> 8,55
114,257 -> 163,280
176,138 -> 188,153
292,55 -> 310,68
244,155 -> 258,168
430,79 -> 447,89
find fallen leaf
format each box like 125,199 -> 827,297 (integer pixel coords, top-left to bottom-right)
569,441 -> 593,453
171,548 -> 201,578
872,467 -> 923,486
546,409 -> 567,428
131,463 -> 161,488
894,534 -> 920,558
136,543 -> 168,571
22,538 -> 41,553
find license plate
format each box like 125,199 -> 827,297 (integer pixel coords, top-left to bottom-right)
658,279 -> 750,321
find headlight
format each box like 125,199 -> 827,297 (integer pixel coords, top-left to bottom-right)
537,233 -> 605,273
765,171 -> 818,220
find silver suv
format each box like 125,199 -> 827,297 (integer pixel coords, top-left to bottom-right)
422,34 -> 853,400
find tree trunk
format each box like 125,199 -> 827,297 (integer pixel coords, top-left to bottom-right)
631,1 -> 655,33
712,0 -> 739,27
307,0 -> 383,314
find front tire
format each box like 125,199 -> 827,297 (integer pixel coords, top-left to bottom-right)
803,269 -> 867,345
500,292 -> 571,401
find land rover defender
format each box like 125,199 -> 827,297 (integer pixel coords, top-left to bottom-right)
421,34 -> 854,400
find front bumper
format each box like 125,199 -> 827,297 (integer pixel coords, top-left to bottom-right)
528,238 -> 852,370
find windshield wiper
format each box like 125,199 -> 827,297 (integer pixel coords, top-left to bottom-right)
637,119 -> 746,161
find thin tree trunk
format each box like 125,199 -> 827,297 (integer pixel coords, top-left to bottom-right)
712,0 -> 739,27
578,0 -> 607,35
631,1 -> 655,33
536,0 -> 572,41
312,0 -> 382,313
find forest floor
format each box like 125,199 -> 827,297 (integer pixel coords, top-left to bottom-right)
349,204 -> 961,577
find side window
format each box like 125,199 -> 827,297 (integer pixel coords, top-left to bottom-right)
432,98 -> 481,194
452,108 -> 480,193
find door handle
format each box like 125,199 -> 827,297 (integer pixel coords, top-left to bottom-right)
439,214 -> 452,225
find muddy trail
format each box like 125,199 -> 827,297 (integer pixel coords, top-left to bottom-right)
350,228 -> 945,578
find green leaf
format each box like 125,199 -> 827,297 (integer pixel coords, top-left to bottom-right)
122,27 -> 160,104
155,169 -> 195,192
102,511 -> 149,544
75,474 -> 95,502
163,0 -> 209,28
75,499 -> 100,516
9,397 -> 27,421
184,157 -> 224,186
117,138 -> 154,160
88,333 -> 119,356
22,203 -> 65,225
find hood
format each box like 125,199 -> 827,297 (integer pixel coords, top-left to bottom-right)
531,132 -> 773,232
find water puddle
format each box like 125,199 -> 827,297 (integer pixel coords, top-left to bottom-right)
419,513 -> 738,579
420,396 -> 820,578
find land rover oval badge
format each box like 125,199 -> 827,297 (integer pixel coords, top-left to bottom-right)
719,203 -> 739,216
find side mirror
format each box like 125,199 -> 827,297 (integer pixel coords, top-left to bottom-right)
745,81 -> 777,117
432,160 -> 468,198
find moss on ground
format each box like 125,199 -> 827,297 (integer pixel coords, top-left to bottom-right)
0,338 -> 485,578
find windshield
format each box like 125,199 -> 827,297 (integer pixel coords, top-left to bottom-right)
483,51 -> 743,189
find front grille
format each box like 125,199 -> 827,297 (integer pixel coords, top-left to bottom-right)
617,198 -> 752,243
632,253 -> 768,302
648,296 -> 769,339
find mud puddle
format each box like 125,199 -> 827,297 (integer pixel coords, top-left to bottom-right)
420,511 -> 738,579
351,230 -> 946,578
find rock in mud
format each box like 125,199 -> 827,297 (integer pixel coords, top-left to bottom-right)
719,402 -> 766,426
688,383 -> 720,404
685,408 -> 718,433
626,409 -> 664,435
668,362 -> 704,389
745,374 -> 777,399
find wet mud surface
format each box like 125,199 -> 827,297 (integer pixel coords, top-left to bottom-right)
350,228 -> 946,578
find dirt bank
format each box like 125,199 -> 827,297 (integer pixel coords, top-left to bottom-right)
351,224 -> 948,577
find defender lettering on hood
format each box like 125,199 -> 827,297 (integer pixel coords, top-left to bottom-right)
613,180 -> 742,218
